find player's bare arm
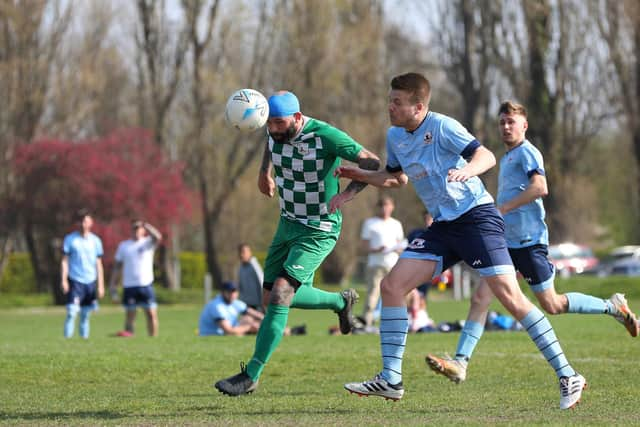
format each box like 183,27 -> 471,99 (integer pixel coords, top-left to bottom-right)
60,255 -> 69,294
96,258 -> 105,299
335,165 -> 408,189
144,222 -> 162,243
329,149 -> 380,212
498,173 -> 548,215
447,145 -> 496,182
258,141 -> 275,197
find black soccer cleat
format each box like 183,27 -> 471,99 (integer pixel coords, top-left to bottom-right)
214,362 -> 259,396
336,289 -> 359,334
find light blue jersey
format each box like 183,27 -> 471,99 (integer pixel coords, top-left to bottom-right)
497,140 -> 548,248
62,231 -> 103,284
199,295 -> 248,336
386,111 -> 494,221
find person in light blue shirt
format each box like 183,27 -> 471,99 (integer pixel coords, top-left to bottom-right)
199,282 -> 264,336
339,73 -> 585,409
61,209 -> 104,339
434,101 -> 639,384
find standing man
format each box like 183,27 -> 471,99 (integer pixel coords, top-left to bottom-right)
109,220 -> 162,337
339,73 -> 585,409
237,243 -> 264,312
360,195 -> 405,327
215,90 -> 380,396
61,209 -> 104,339
427,101 -> 639,383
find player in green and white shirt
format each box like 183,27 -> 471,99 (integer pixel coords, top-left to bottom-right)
215,91 -> 381,396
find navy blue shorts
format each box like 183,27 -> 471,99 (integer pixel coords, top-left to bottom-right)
402,204 -> 515,278
123,285 -> 157,310
66,279 -> 98,308
508,244 -> 555,292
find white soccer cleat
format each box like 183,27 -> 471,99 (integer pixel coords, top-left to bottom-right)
425,354 -> 467,384
608,293 -> 639,337
559,374 -> 587,410
344,373 -> 404,401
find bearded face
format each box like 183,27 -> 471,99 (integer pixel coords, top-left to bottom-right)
268,120 -> 297,143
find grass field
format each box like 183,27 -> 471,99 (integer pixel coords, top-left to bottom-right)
1,279 -> 639,426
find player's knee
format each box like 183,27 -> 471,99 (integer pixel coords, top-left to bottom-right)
269,278 -> 295,306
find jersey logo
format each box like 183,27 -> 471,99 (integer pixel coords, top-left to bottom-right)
294,143 -> 310,155
291,265 -> 305,270
472,259 -> 482,266
408,238 -> 425,249
423,132 -> 433,144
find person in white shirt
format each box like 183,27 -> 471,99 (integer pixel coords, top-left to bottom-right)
109,220 -> 162,337
360,196 -> 406,327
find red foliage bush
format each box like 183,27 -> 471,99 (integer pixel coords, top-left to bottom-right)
11,128 -> 196,267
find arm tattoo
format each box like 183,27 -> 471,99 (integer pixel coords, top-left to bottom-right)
344,156 -> 380,194
260,141 -> 271,174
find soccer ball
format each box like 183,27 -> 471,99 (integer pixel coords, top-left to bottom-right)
225,88 -> 269,131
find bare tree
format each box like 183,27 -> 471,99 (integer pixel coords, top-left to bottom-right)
134,0 -> 189,289
0,0 -> 71,290
596,0 -> 640,239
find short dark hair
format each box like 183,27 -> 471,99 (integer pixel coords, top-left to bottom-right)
238,243 -> 250,252
498,101 -> 527,118
390,72 -> 431,105
376,195 -> 394,207
75,208 -> 91,222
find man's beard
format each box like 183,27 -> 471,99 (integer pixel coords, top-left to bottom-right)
269,122 -> 297,143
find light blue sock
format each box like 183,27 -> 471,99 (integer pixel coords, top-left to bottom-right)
455,320 -> 484,361
64,305 -> 79,338
380,306 -> 409,385
521,306 -> 575,378
79,307 -> 92,339
565,292 -> 608,314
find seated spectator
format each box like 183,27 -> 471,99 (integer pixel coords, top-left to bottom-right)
198,281 -> 264,336
406,288 -> 435,332
199,281 -> 306,337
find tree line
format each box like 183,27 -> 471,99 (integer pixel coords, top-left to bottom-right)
0,0 -> 638,300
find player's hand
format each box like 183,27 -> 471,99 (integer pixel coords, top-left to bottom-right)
258,173 -> 275,197
447,168 -> 471,182
61,279 -> 69,295
97,286 -> 105,299
333,166 -> 361,180
329,191 -> 355,213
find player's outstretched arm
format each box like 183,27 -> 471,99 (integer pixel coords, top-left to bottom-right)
329,148 -> 380,212
257,141 -> 275,197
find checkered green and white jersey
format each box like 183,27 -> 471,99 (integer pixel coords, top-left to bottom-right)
269,117 -> 363,233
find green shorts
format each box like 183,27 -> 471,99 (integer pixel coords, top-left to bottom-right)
263,217 -> 339,289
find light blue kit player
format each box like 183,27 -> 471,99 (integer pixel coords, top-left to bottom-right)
427,101 -> 639,386
60,210 -> 104,339
338,73 -> 585,409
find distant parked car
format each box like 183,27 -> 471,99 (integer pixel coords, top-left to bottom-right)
609,258 -> 640,277
609,245 -> 640,261
548,243 -> 599,278
596,245 -> 640,277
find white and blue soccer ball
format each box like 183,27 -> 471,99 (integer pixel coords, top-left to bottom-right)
225,88 -> 269,132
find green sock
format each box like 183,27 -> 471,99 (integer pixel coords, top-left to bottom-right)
290,285 -> 345,311
246,304 -> 290,381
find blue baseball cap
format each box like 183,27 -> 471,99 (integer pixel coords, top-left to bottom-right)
221,281 -> 237,292
268,91 -> 300,118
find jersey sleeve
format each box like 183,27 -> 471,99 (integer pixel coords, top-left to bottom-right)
521,145 -> 546,178
114,242 -> 124,262
62,234 -> 71,255
360,219 -> 372,240
95,236 -> 104,258
320,125 -> 363,163
441,116 -> 478,156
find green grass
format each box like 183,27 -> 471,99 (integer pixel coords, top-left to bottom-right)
1,280 -> 639,426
